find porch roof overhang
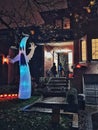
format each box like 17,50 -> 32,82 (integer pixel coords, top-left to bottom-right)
40,9 -> 70,24
33,29 -> 74,44
0,0 -> 68,30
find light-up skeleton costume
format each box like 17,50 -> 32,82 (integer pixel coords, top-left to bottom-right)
9,36 -> 36,99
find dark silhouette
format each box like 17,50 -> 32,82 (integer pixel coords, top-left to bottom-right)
58,63 -> 63,77
51,63 -> 57,77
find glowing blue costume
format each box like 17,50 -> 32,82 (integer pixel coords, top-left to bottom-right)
9,36 -> 36,99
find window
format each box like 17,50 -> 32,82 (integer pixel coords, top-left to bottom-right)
55,17 -> 70,29
55,19 -> 62,28
81,40 -> 87,61
92,39 -> 98,60
63,18 -> 70,29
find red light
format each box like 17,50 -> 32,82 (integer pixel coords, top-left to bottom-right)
0,93 -> 18,99
15,94 -> 18,97
8,94 -> 11,97
12,94 -> 15,97
4,94 -> 7,97
69,73 -> 73,78
0,95 -> 3,97
76,64 -> 81,68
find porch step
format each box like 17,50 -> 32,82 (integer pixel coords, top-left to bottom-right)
22,96 -> 78,129
42,77 -> 69,97
47,84 -> 68,87
23,97 -> 78,113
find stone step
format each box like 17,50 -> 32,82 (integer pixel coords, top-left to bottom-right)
23,100 -> 78,113
48,77 -> 69,84
49,82 -> 68,85
48,84 -> 68,87
51,77 -> 68,80
50,80 -> 68,83
42,77 -> 70,97
45,89 -> 67,92
42,91 -> 67,97
49,80 -> 68,83
48,86 -> 67,90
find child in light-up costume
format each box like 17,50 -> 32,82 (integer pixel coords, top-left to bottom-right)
9,36 -> 36,99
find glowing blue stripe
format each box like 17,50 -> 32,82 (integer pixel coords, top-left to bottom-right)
20,36 -> 29,48
20,66 -> 28,74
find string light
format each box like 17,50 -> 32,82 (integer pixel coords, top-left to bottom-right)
2,56 -> 9,64
76,64 -> 81,68
90,0 -> 95,6
83,7 -> 91,13
0,93 -> 18,99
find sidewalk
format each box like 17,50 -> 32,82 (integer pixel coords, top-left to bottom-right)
79,105 -> 98,130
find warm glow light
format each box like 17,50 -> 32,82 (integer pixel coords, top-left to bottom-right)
15,94 -> 18,96
2,56 -> 9,64
92,39 -> 98,59
4,94 -> 7,97
83,7 -> 91,13
69,73 -> 73,78
87,8 -> 91,13
90,0 -> 95,6
55,49 -> 71,53
45,51 -> 52,59
82,40 -> 87,61
0,93 -> 18,99
12,94 -> 15,97
8,94 -> 11,97
30,30 -> 35,35
76,64 -> 81,68
0,95 -> 3,97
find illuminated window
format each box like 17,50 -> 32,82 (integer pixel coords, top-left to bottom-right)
55,18 -> 70,29
81,40 -> 87,61
92,39 -> 98,60
63,18 -> 70,29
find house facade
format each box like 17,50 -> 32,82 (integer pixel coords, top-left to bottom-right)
0,5 -> 98,95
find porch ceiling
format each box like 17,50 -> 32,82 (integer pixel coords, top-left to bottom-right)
44,41 -> 73,53
46,41 -> 73,46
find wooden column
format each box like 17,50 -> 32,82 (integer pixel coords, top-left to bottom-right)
87,36 -> 92,62
8,47 -> 17,85
73,39 -> 80,64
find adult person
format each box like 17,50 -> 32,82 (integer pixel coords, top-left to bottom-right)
58,63 -> 64,77
51,62 -> 57,77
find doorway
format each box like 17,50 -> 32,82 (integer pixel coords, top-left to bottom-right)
44,41 -> 73,77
